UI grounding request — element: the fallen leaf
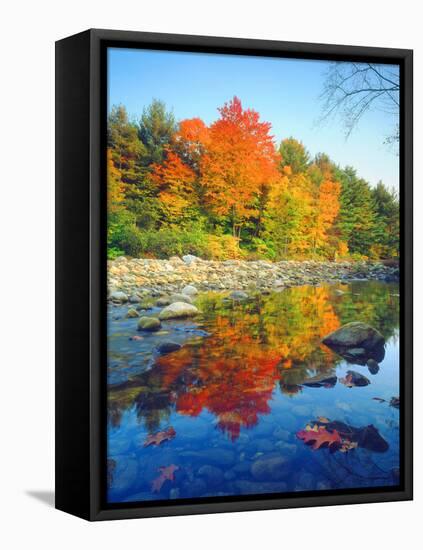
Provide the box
[143,427,176,447]
[151,464,179,493]
[389,396,400,409]
[297,426,342,450]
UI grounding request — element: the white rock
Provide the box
[159,302,199,320]
[181,284,198,296]
[182,255,200,265]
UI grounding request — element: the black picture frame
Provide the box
[55,28,413,521]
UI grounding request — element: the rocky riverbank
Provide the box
[108,255,399,297]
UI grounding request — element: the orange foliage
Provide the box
[107,148,125,212]
[143,287,341,440]
[200,97,281,235]
[150,151,196,217]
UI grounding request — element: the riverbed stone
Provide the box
[250,453,291,481]
[126,308,139,318]
[107,258,398,294]
[343,370,371,387]
[366,358,380,374]
[197,465,224,486]
[182,284,198,296]
[156,341,182,355]
[159,302,199,320]
[179,448,236,466]
[137,316,161,331]
[110,291,128,303]
[229,290,249,300]
[182,254,200,265]
[156,297,171,307]
[169,293,193,304]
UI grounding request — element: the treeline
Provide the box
[107,97,399,261]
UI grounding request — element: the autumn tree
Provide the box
[264,173,313,257]
[107,148,125,212]
[107,97,398,262]
[201,97,280,240]
[150,151,197,221]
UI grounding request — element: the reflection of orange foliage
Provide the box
[150,286,341,441]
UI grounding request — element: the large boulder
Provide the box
[159,302,199,320]
[322,322,385,351]
[137,316,161,331]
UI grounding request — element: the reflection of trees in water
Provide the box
[108,283,399,438]
[313,448,397,488]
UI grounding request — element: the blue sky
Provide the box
[108,48,399,190]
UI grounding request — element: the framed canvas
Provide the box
[55,29,413,521]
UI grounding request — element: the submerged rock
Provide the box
[179,448,236,466]
[137,316,161,331]
[302,376,337,389]
[156,341,182,355]
[366,358,380,375]
[317,419,389,453]
[250,453,291,481]
[159,302,199,320]
[126,308,139,318]
[197,465,224,486]
[341,370,371,387]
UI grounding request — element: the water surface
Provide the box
[107,281,400,503]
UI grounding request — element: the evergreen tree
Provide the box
[138,99,177,166]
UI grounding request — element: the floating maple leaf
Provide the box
[151,464,179,493]
[373,397,387,403]
[296,425,342,450]
[143,426,176,447]
[389,396,400,409]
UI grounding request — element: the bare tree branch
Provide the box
[319,62,400,148]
